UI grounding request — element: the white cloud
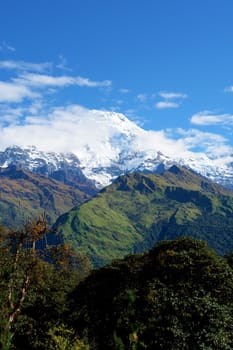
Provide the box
[0,105,24,125]
[27,101,44,115]
[0,105,140,155]
[3,42,15,52]
[155,101,179,109]
[224,86,233,93]
[136,94,147,102]
[176,128,225,145]
[0,60,111,106]
[0,42,15,52]
[56,55,71,71]
[173,128,232,157]
[155,91,188,110]
[135,129,187,156]
[0,61,112,104]
[0,104,187,164]
[0,60,52,72]
[0,58,231,165]
[191,111,233,126]
[158,91,188,99]
[119,88,130,94]
[0,104,231,167]
[0,81,39,102]
[114,99,124,105]
[14,73,112,88]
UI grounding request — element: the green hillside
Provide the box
[55,166,233,266]
[0,166,91,227]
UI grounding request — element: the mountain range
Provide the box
[0,111,233,267]
[0,110,232,190]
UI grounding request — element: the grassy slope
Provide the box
[56,166,233,266]
[0,167,91,227]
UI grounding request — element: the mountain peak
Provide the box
[168,165,183,174]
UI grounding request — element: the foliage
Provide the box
[68,237,233,349]
[0,218,91,349]
[0,217,48,348]
[46,324,90,350]
[2,208,233,348]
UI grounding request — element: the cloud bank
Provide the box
[0,59,232,166]
[0,103,231,165]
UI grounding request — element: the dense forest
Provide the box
[1,219,233,349]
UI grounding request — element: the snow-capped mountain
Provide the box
[0,109,233,190]
[0,145,80,172]
[0,145,97,194]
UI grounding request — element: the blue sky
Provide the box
[0,0,233,159]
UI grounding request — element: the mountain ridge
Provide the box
[0,145,97,194]
[55,166,233,267]
[0,144,233,191]
[0,165,93,227]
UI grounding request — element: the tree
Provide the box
[0,217,91,350]
[68,238,233,349]
[0,217,48,349]
[46,324,90,350]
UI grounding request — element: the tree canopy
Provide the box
[1,222,233,349]
[68,238,233,349]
